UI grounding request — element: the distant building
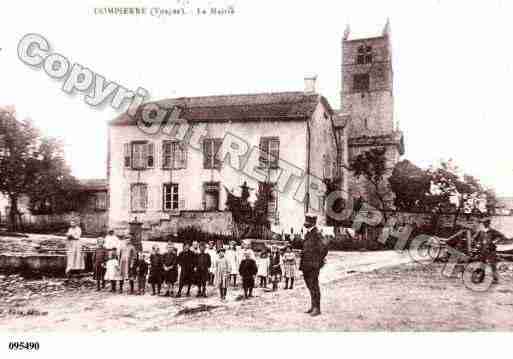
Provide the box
[0,179,108,233]
[495,197,513,216]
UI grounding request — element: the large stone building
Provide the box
[106,21,404,237]
[340,21,405,205]
[108,85,341,237]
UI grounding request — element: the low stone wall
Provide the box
[112,211,234,240]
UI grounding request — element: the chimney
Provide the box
[304,75,317,94]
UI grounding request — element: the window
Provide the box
[259,137,280,168]
[95,192,107,211]
[162,141,187,169]
[357,45,372,64]
[163,183,179,211]
[203,182,220,211]
[130,183,148,212]
[125,142,154,169]
[258,182,278,220]
[203,138,222,169]
[353,74,369,92]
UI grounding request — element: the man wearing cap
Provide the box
[473,218,505,284]
[299,213,328,316]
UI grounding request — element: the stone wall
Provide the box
[112,210,234,240]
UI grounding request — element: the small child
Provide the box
[196,242,212,297]
[93,237,109,291]
[214,248,231,300]
[134,252,148,295]
[104,250,121,292]
[149,245,163,295]
[269,246,282,291]
[282,246,296,289]
[239,252,258,299]
[256,250,270,288]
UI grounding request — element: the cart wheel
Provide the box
[462,261,493,292]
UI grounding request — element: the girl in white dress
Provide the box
[256,251,270,288]
[225,241,239,287]
[104,251,121,292]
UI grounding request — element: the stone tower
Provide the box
[341,21,404,204]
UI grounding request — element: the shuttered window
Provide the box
[163,183,179,211]
[162,141,187,169]
[203,138,222,169]
[259,137,279,168]
[126,142,154,169]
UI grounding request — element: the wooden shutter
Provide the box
[269,138,279,168]
[259,137,269,167]
[214,139,222,168]
[178,142,187,169]
[203,140,212,169]
[146,142,154,168]
[123,143,131,168]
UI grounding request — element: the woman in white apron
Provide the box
[65,220,85,275]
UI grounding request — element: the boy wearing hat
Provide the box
[176,242,197,297]
[196,242,212,297]
[93,237,108,291]
[300,213,328,317]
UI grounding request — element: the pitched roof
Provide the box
[78,179,108,191]
[110,91,333,126]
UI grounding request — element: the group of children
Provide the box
[93,235,298,300]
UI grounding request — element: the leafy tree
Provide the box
[350,147,391,219]
[389,160,431,212]
[0,108,78,231]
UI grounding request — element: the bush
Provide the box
[150,226,236,245]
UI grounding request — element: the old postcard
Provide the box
[0,0,512,356]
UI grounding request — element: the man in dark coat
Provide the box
[196,242,212,297]
[473,218,505,284]
[176,242,197,297]
[299,213,328,317]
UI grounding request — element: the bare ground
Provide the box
[1,251,512,331]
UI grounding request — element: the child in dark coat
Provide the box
[148,245,163,295]
[195,242,212,297]
[239,252,258,299]
[93,237,109,291]
[133,252,148,295]
[177,242,197,297]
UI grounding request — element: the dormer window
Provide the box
[357,45,372,64]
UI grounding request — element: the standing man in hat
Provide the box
[299,213,328,317]
[474,218,505,284]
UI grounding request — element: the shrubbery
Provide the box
[151,226,237,245]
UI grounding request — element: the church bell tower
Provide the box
[341,20,404,200]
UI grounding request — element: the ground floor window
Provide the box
[163,183,179,211]
[203,182,220,211]
[131,183,148,212]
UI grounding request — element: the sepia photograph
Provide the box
[0,0,513,356]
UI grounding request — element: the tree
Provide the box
[389,160,431,212]
[0,108,78,231]
[350,147,391,219]
[390,159,491,230]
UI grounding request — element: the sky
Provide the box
[1,0,513,196]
